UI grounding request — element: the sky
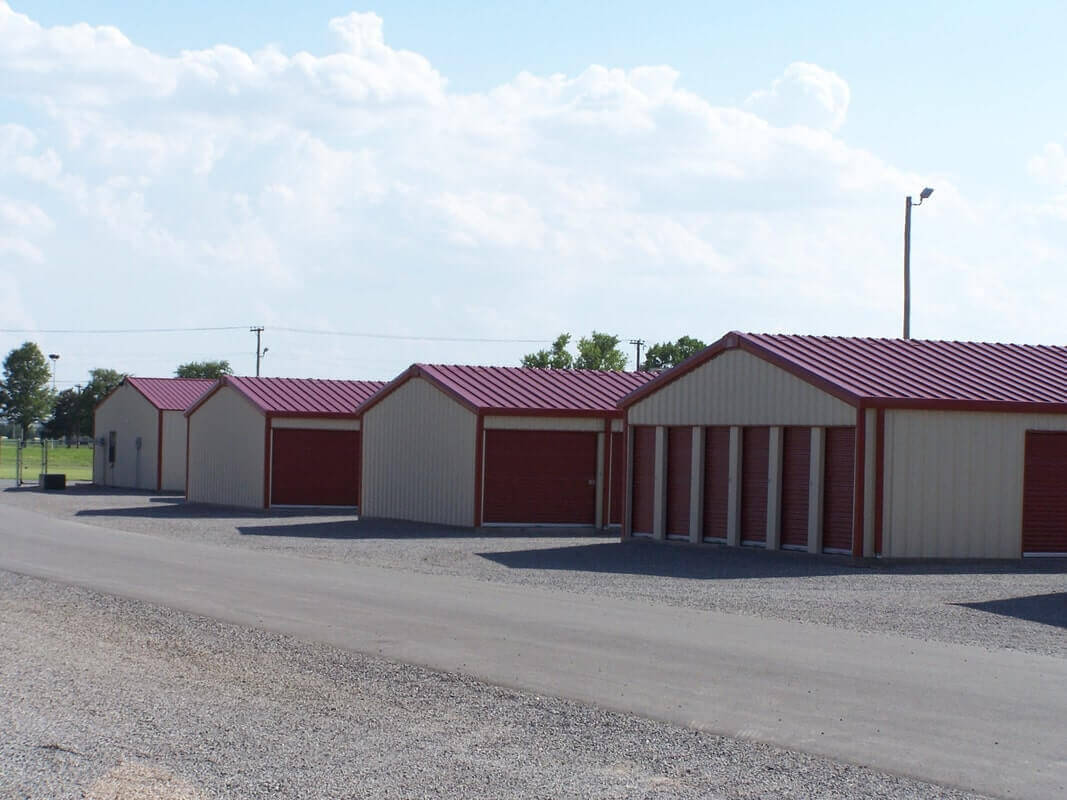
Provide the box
[2,1,1067,387]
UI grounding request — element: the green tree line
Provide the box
[0,344,236,442]
[522,332,706,371]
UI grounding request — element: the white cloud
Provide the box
[0,2,1064,383]
[1028,142,1067,186]
[744,62,851,131]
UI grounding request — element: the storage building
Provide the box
[93,377,214,491]
[185,376,384,509]
[357,365,655,527]
[619,331,1067,559]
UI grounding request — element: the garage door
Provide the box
[822,426,855,553]
[631,427,656,535]
[1022,431,1067,555]
[741,427,769,545]
[483,430,597,525]
[780,426,811,550]
[703,426,730,541]
[666,427,692,539]
[609,431,624,525]
[271,428,360,507]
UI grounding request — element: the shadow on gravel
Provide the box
[479,540,1067,579]
[478,541,859,579]
[4,484,181,499]
[238,518,615,540]
[958,592,1067,629]
[76,503,347,521]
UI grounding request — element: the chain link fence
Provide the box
[0,438,94,484]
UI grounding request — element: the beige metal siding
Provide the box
[361,377,477,526]
[92,384,159,490]
[628,349,855,426]
[187,385,265,508]
[160,410,188,492]
[883,409,1067,558]
[484,415,605,432]
[271,417,360,431]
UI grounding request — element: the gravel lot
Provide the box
[0,569,992,800]
[2,483,1065,658]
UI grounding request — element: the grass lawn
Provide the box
[0,439,94,482]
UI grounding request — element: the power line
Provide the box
[0,325,551,344]
[271,327,551,344]
[0,326,247,334]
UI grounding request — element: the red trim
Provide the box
[620,332,862,410]
[184,377,227,417]
[184,413,190,499]
[358,417,365,512]
[874,408,885,556]
[601,418,612,529]
[621,419,631,539]
[618,330,1067,417]
[263,416,272,509]
[476,408,623,420]
[862,397,1067,414]
[851,409,867,558]
[156,410,163,491]
[355,364,632,420]
[473,414,485,526]
[358,365,479,417]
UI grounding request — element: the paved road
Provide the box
[0,503,1063,800]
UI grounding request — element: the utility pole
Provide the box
[903,187,934,340]
[629,339,645,371]
[251,326,265,377]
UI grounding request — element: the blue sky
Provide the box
[2,2,1067,385]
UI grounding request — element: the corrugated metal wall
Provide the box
[92,384,159,490]
[361,377,477,526]
[161,410,188,492]
[628,349,856,426]
[883,409,1067,558]
[187,385,265,508]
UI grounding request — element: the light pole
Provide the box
[903,187,934,339]
[48,353,59,390]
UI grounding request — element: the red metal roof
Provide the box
[620,331,1067,411]
[126,377,214,411]
[360,364,656,417]
[202,376,386,417]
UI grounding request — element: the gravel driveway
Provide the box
[2,483,1064,658]
[0,570,991,800]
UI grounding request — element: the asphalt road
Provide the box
[0,502,1063,800]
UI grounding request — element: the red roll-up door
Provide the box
[483,430,597,525]
[822,426,855,553]
[271,428,360,506]
[703,426,730,540]
[1022,431,1067,555]
[741,427,769,545]
[609,431,625,525]
[781,426,811,549]
[631,427,656,535]
[666,427,692,538]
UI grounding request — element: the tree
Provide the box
[43,388,82,441]
[176,360,232,379]
[642,335,708,370]
[0,342,54,438]
[574,331,628,370]
[522,334,574,369]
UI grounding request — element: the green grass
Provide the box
[0,439,94,482]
